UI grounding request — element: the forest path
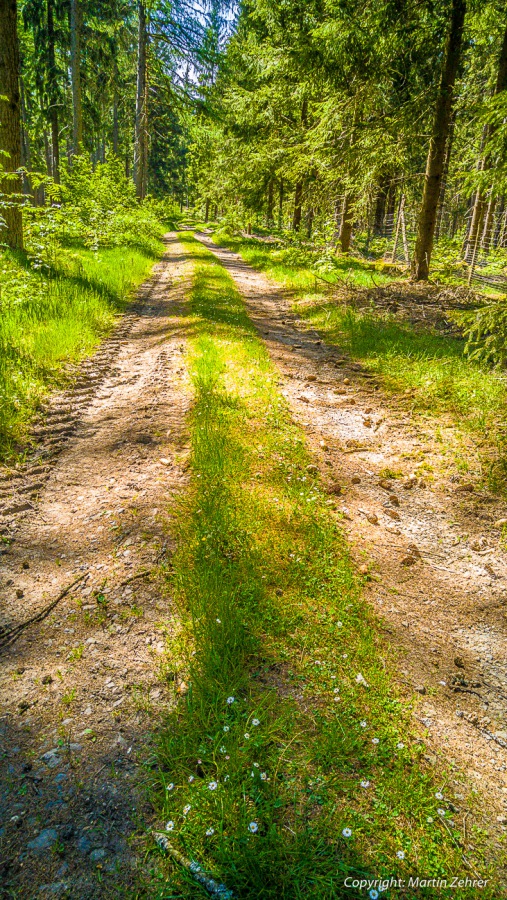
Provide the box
[196,231,507,836]
[0,234,192,898]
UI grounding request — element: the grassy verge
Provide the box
[151,233,501,898]
[0,239,164,458]
[207,229,507,489]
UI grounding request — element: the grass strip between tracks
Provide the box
[151,232,500,899]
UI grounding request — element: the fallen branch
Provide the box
[120,570,152,587]
[0,574,86,651]
[153,832,233,898]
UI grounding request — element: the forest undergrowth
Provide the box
[0,160,173,459]
[205,227,507,493]
[150,234,500,899]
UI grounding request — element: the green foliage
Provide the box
[151,235,501,897]
[460,300,507,367]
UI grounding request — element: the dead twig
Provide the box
[0,574,86,652]
[119,570,152,587]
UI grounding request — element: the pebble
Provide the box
[415,685,426,695]
[27,828,58,853]
[454,656,465,669]
[90,848,106,863]
[351,476,361,484]
[401,554,416,566]
[366,513,378,525]
[386,509,400,521]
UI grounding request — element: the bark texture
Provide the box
[134,1,148,200]
[412,0,466,280]
[70,0,83,154]
[0,0,23,248]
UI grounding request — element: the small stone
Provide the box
[401,554,416,566]
[415,685,426,695]
[22,561,30,570]
[307,375,317,382]
[351,475,361,484]
[16,589,24,599]
[363,417,372,428]
[27,828,58,853]
[159,458,171,466]
[328,483,342,495]
[306,464,318,474]
[386,509,400,521]
[388,494,399,507]
[16,667,25,675]
[497,815,507,825]
[41,675,53,685]
[359,564,369,576]
[343,378,350,385]
[454,656,465,669]
[366,513,378,525]
[90,848,106,863]
[379,479,392,490]
[406,543,421,558]
[77,835,92,854]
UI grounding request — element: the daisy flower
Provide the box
[372,738,379,745]
[252,718,260,726]
[166,783,174,792]
[397,742,404,749]
[248,822,258,833]
[427,816,434,823]
[220,746,226,753]
[208,781,218,791]
[166,821,174,831]
[227,696,235,705]
[360,721,367,728]
[260,772,267,781]
[435,792,443,800]
[342,827,352,838]
[216,618,221,624]
[437,808,445,816]
[397,850,405,859]
[188,775,195,783]
[223,725,230,732]
[183,805,191,816]
[360,780,370,788]
[244,733,250,740]
[370,891,379,899]
[206,828,215,837]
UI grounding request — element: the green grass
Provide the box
[150,234,501,898]
[0,240,164,458]
[209,230,507,489]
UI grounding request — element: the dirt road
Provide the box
[0,234,191,898]
[196,232,507,841]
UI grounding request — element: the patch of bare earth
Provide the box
[197,232,507,857]
[0,234,192,899]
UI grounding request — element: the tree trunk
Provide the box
[435,115,455,241]
[0,0,23,249]
[47,0,60,182]
[465,23,507,260]
[339,194,353,252]
[20,74,32,198]
[385,179,397,234]
[278,178,284,229]
[306,206,314,239]
[494,196,505,247]
[412,0,465,280]
[70,0,83,154]
[205,198,210,222]
[266,179,274,225]
[134,1,148,200]
[374,174,389,235]
[292,181,303,230]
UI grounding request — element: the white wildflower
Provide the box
[248,822,258,833]
[166,820,174,831]
[342,827,352,838]
[208,781,218,791]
